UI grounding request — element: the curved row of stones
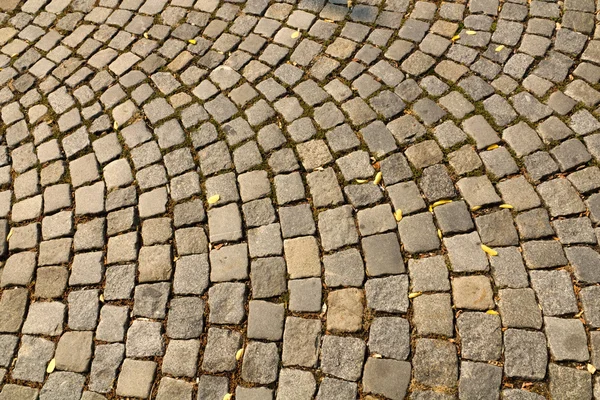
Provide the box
[0,0,600,399]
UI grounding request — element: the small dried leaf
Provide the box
[207,194,220,204]
[223,394,232,400]
[373,171,382,185]
[471,205,482,211]
[6,229,13,241]
[588,363,597,374]
[143,32,149,39]
[495,45,505,52]
[394,209,403,222]
[451,35,460,41]
[291,30,300,39]
[347,0,353,7]
[437,229,442,239]
[355,179,368,183]
[486,310,499,315]
[432,199,452,208]
[188,39,197,44]
[235,348,244,360]
[499,204,514,209]
[575,310,584,318]
[466,30,476,35]
[487,144,499,150]
[47,358,56,373]
[99,294,105,303]
[481,244,498,256]
[113,121,119,131]
[372,353,382,358]
[408,292,422,299]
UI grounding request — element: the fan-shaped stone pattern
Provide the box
[0,0,598,398]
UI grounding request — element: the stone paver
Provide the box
[0,0,595,396]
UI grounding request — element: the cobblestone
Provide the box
[0,0,595,396]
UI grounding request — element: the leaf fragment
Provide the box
[207,194,220,205]
[223,394,232,400]
[47,358,56,373]
[499,204,514,209]
[437,229,442,239]
[355,179,368,183]
[113,120,119,131]
[408,292,422,299]
[466,30,476,35]
[432,199,452,208]
[6,228,13,241]
[495,45,505,52]
[235,348,244,360]
[481,244,498,256]
[372,353,382,358]
[373,171,382,185]
[451,35,460,41]
[394,209,403,222]
[471,205,482,211]
[143,32,149,39]
[188,39,197,44]
[99,294,105,303]
[291,30,300,39]
[487,144,499,150]
[588,363,597,374]
[486,310,499,315]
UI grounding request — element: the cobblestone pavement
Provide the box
[2,0,600,399]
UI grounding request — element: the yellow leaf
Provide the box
[188,39,197,44]
[428,205,433,213]
[47,358,56,373]
[466,30,476,35]
[487,144,499,150]
[495,45,504,52]
[588,364,597,374]
[481,244,498,256]
[408,292,422,299]
[372,353,382,358]
[99,294,104,303]
[235,348,244,360]
[355,179,368,183]
[291,30,300,39]
[223,394,232,400]
[347,0,353,7]
[394,209,403,222]
[499,204,514,209]
[143,32,149,39]
[451,35,460,41]
[471,205,482,211]
[575,310,584,318]
[373,171,382,185]
[113,121,119,131]
[207,194,220,204]
[437,229,442,239]
[486,310,499,315]
[432,199,452,208]
[6,228,13,241]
